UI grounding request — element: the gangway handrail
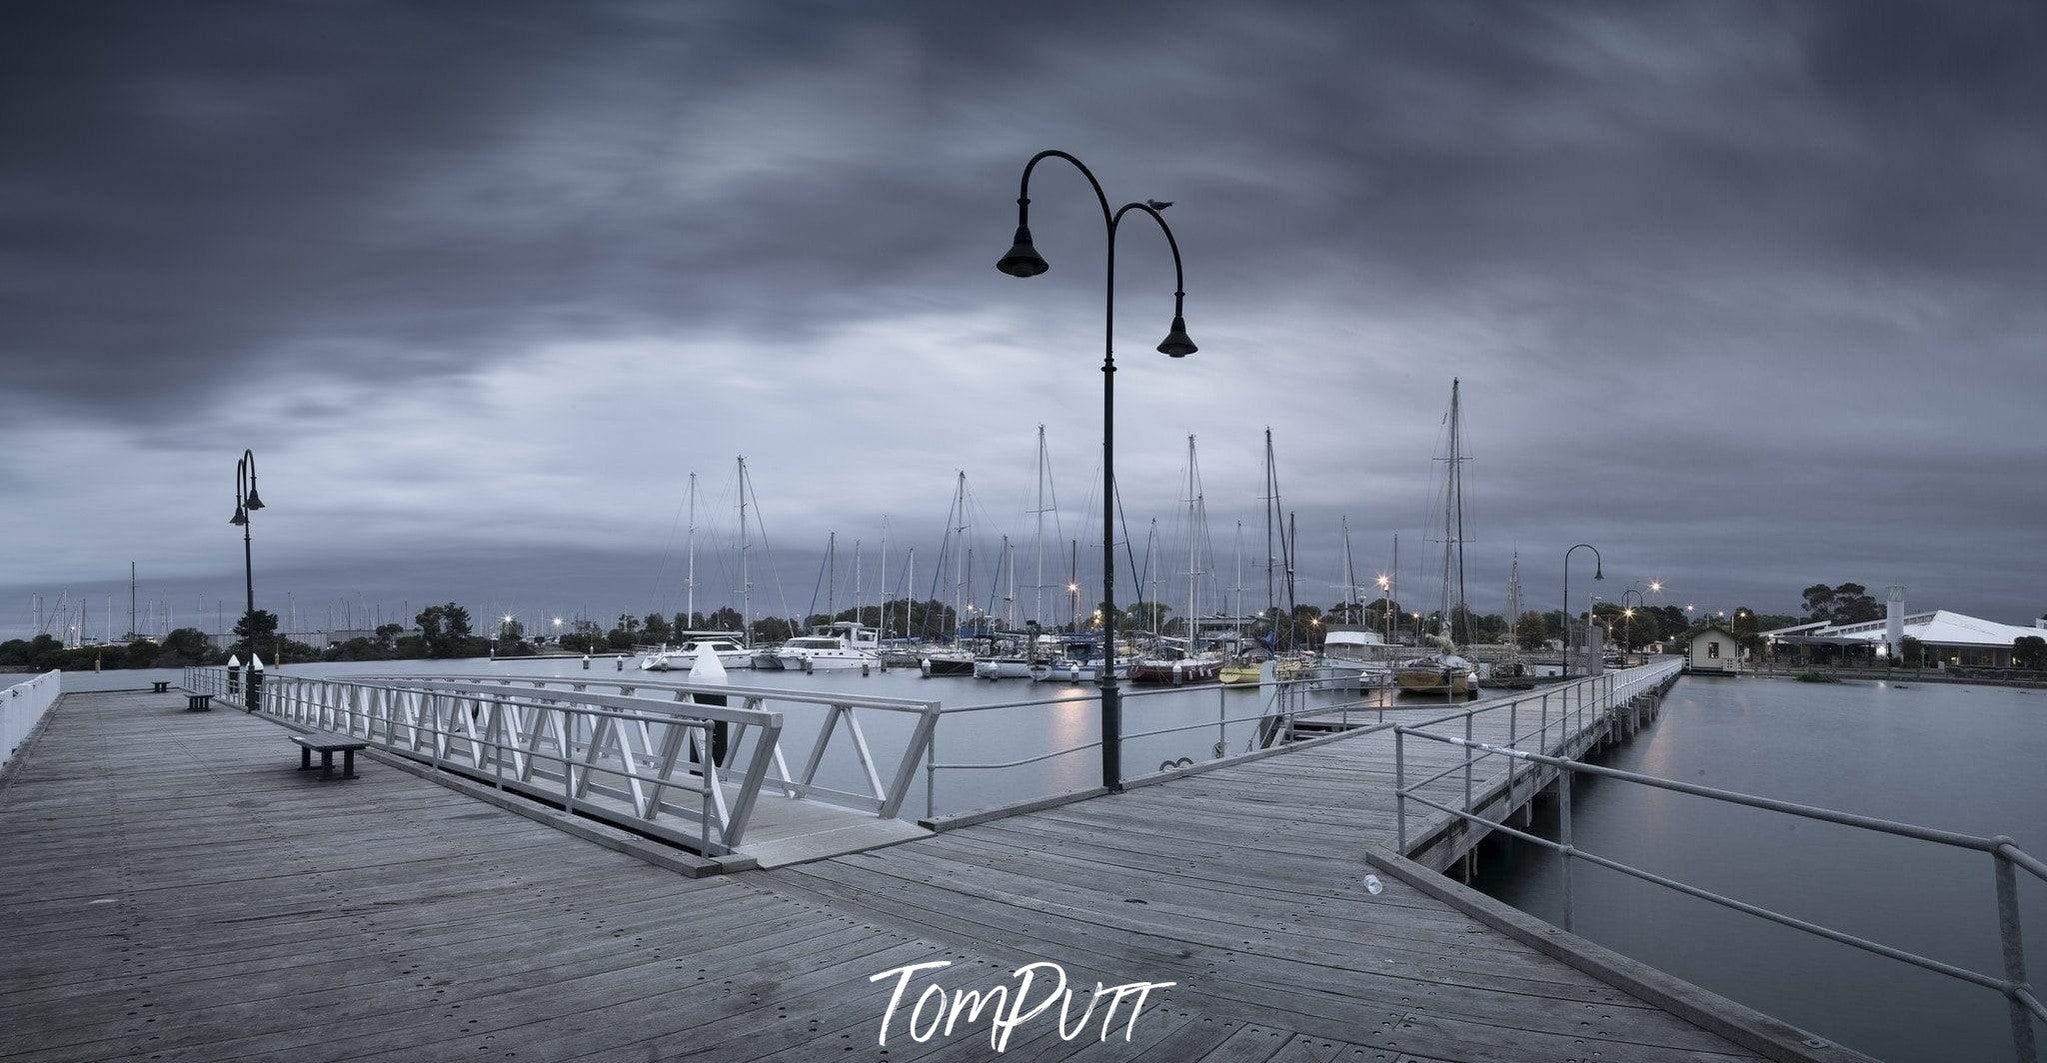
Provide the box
[388,673,940,819]
[1391,691,2045,1062]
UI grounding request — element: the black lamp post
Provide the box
[1561,543,1602,678]
[230,450,266,660]
[998,149,1196,793]
[1620,586,1647,660]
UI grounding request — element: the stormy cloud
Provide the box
[3,0,2043,637]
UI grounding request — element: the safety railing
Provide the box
[375,674,940,820]
[1388,658,1684,846]
[922,670,1443,819]
[1393,715,2045,1062]
[180,666,940,852]
[2,670,63,771]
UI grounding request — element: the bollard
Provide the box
[246,656,265,713]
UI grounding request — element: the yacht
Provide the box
[1394,652,1477,696]
[774,622,882,672]
[920,647,977,676]
[639,633,753,671]
[1129,641,1223,685]
[1319,626,1398,689]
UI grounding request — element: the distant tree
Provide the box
[2015,636,2046,670]
[1802,582,1881,624]
[1513,612,1549,650]
[160,627,214,665]
[232,610,279,659]
[415,603,476,658]
[1899,635,1923,668]
[641,613,671,644]
[750,616,796,644]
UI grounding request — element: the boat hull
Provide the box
[921,656,976,676]
[1129,658,1224,685]
[1219,664,1262,687]
[972,658,1034,680]
[1394,668,1475,695]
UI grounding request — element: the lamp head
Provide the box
[230,505,248,527]
[1156,315,1197,357]
[1593,562,1604,580]
[995,226,1048,278]
[242,483,265,511]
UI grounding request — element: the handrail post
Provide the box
[1994,844,2038,1062]
[1462,710,1475,813]
[1539,693,1549,757]
[925,718,939,821]
[1507,698,1519,799]
[1558,765,1575,933]
[1394,727,1407,852]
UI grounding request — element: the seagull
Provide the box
[1146,199,1173,211]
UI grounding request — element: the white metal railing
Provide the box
[379,675,941,820]
[1392,699,2045,1063]
[924,671,1454,819]
[2,670,63,771]
[1391,657,1684,850]
[179,667,940,853]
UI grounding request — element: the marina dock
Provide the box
[0,663,1864,1063]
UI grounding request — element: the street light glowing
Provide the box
[1648,580,1663,593]
[1375,574,1390,591]
[1067,583,1079,593]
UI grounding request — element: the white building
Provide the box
[1685,623,1741,675]
[1763,591,2047,669]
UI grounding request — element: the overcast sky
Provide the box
[4,1,2043,640]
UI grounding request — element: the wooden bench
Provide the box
[291,732,369,780]
[185,693,212,712]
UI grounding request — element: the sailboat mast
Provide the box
[1185,435,1198,649]
[1342,516,1355,621]
[1003,536,1016,629]
[825,531,836,623]
[852,539,862,624]
[684,472,697,624]
[1233,520,1244,647]
[953,471,966,642]
[1032,425,1047,626]
[1451,378,1468,644]
[737,456,751,647]
[879,517,889,637]
[1263,428,1276,615]
[1286,511,1297,621]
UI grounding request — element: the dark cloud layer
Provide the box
[4,0,2043,637]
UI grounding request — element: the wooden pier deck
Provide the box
[0,684,1851,1062]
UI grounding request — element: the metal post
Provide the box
[925,720,938,821]
[1558,765,1575,933]
[1993,845,2037,1062]
[1203,692,1220,766]
[1540,693,1549,757]
[1463,710,1475,813]
[1507,698,1519,799]
[1394,728,1407,852]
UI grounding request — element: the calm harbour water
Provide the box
[1473,675,2047,1063]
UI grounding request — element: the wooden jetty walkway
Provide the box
[0,672,1864,1063]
